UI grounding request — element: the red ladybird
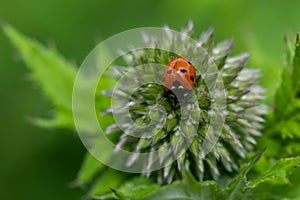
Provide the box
[163,57,196,91]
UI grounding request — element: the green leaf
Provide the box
[284,141,300,157]
[138,180,197,200]
[76,153,104,186]
[137,171,226,200]
[182,170,223,200]
[32,107,75,129]
[281,118,300,139]
[292,33,300,94]
[269,33,300,139]
[251,157,300,187]
[248,163,300,200]
[90,169,129,197]
[4,24,76,129]
[273,62,294,120]
[225,149,265,200]
[110,188,130,200]
[99,177,159,200]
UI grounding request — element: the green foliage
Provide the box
[76,154,105,186]
[273,33,300,123]
[93,151,300,200]
[251,156,300,187]
[3,25,76,129]
[292,34,300,93]
[4,25,300,200]
[259,33,300,160]
[89,168,129,197]
[96,177,159,200]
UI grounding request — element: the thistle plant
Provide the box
[103,21,266,184]
[5,21,300,200]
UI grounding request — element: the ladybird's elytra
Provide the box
[163,57,196,91]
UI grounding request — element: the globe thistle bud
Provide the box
[103,21,266,184]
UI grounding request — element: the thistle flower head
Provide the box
[103,21,266,184]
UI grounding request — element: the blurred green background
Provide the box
[1,0,300,199]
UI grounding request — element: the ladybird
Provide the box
[163,57,196,91]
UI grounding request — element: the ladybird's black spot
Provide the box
[190,76,194,82]
[180,69,187,73]
[167,69,172,74]
[188,61,192,65]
